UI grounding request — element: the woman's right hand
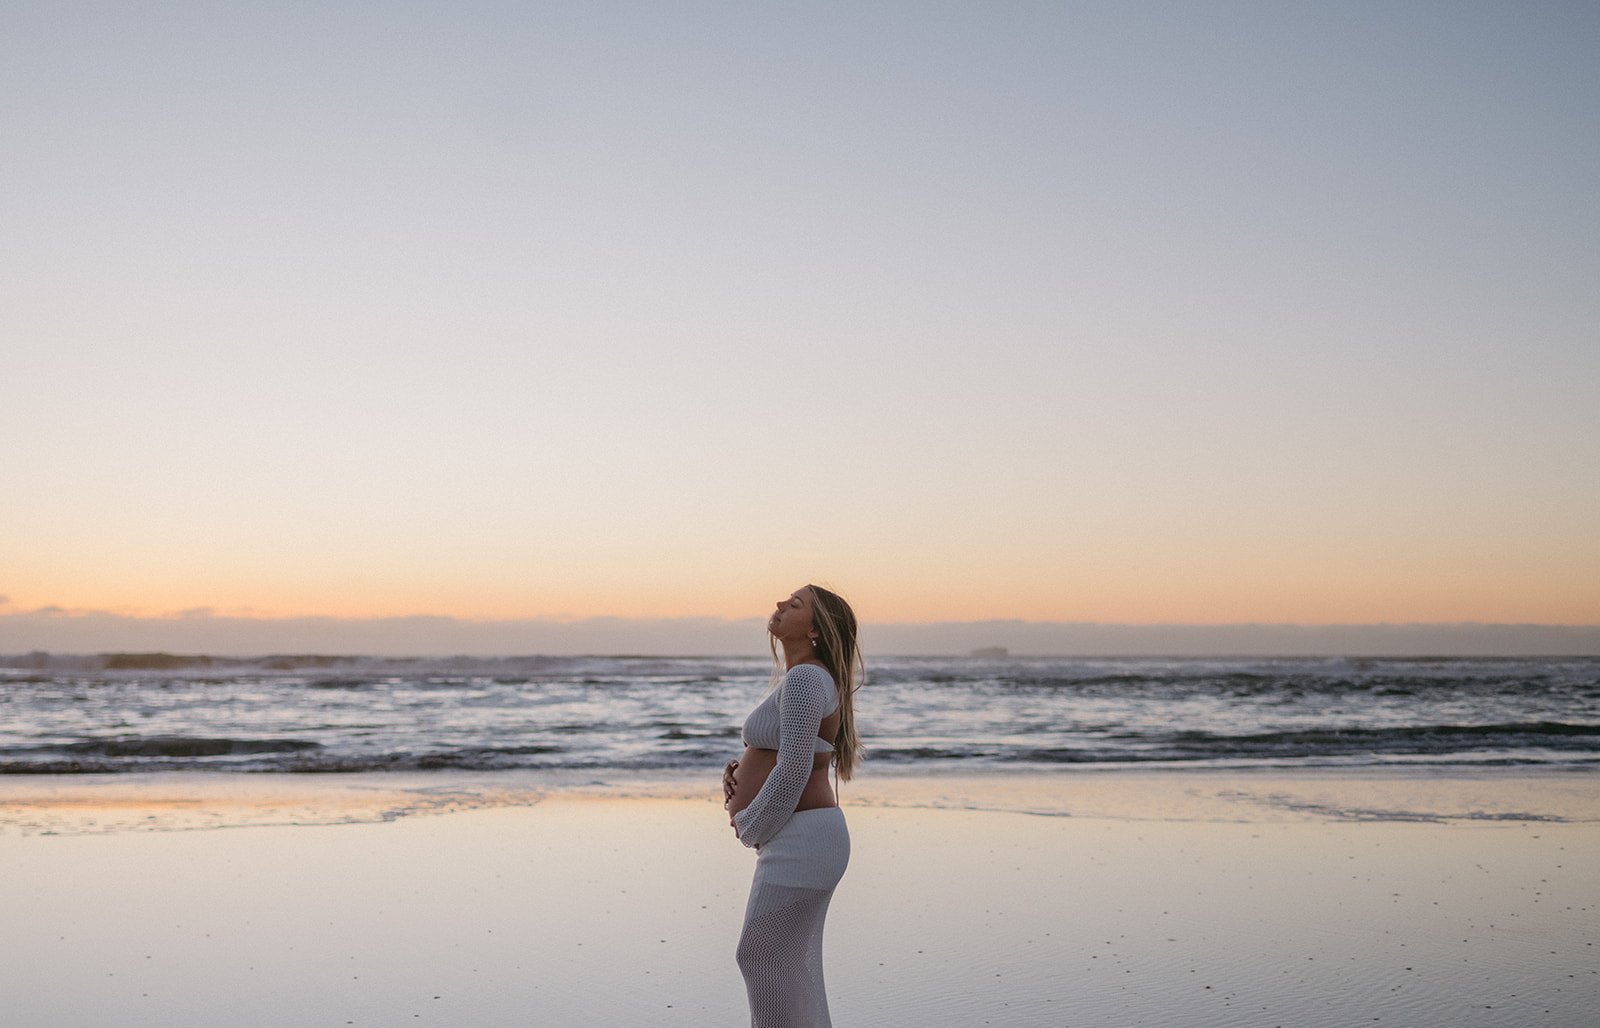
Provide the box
[722,759,739,809]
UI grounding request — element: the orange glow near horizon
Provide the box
[6,552,1597,626]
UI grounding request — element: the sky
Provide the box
[3,2,1598,652]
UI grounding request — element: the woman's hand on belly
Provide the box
[722,759,739,810]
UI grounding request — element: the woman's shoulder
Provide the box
[783,661,835,685]
[782,661,837,704]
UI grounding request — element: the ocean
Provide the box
[3,654,1597,776]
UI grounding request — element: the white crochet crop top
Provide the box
[741,663,839,754]
[732,663,839,848]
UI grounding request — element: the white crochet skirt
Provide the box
[736,807,850,1027]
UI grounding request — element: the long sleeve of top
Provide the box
[733,663,837,849]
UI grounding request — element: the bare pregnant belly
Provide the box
[728,746,834,820]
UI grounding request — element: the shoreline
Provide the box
[3,764,1597,837]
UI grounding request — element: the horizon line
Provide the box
[8,652,1600,667]
[3,609,1597,658]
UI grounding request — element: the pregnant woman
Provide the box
[723,584,863,1028]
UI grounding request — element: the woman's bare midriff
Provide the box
[728,746,834,820]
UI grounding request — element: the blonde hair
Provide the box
[770,583,864,782]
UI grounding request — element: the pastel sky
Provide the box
[4,1,1597,636]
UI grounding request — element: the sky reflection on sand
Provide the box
[3,767,1597,837]
[2,782,1596,1026]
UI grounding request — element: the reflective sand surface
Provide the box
[2,771,1596,1026]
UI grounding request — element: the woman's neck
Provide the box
[780,639,816,669]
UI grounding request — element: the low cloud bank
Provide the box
[2,609,1597,657]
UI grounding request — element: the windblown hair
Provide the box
[770,583,865,782]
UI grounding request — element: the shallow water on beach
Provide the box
[4,766,1598,838]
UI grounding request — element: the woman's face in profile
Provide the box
[768,588,815,643]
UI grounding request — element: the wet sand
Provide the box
[2,770,1596,1026]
